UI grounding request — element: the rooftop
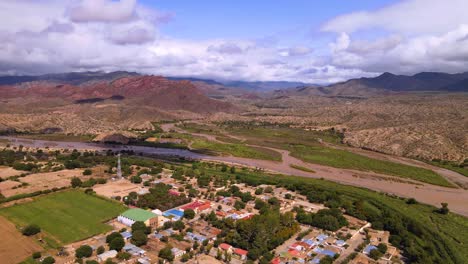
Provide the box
[121,208,157,222]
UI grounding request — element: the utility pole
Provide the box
[117,153,122,179]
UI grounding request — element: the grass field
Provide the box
[15,133,95,142]
[191,139,282,161]
[220,126,453,187]
[0,190,126,244]
[289,144,454,187]
[427,160,468,177]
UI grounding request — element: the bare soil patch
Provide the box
[0,166,26,179]
[0,180,22,195]
[0,216,42,264]
[93,179,140,198]
[1,169,83,197]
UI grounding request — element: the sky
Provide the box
[1,0,468,83]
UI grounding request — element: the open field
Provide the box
[15,133,95,142]
[0,180,22,194]
[289,164,316,173]
[0,216,42,264]
[288,144,454,187]
[191,138,282,161]
[0,169,84,198]
[212,126,454,187]
[93,179,141,198]
[0,166,27,179]
[0,190,126,244]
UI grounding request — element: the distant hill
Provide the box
[282,71,468,98]
[0,71,140,85]
[222,80,313,91]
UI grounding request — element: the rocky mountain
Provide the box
[0,75,237,134]
[283,71,468,98]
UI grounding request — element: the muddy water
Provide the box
[1,135,468,217]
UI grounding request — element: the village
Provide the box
[48,159,402,264]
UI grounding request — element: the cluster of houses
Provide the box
[274,232,346,264]
[219,243,249,261]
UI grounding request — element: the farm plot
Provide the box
[0,169,83,198]
[0,216,42,264]
[0,166,26,179]
[93,179,141,198]
[0,190,126,244]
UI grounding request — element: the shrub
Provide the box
[83,169,93,176]
[117,251,132,260]
[109,237,125,251]
[42,256,55,264]
[32,252,41,259]
[22,224,41,236]
[131,230,148,246]
[75,245,93,258]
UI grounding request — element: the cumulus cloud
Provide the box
[69,0,137,23]
[1,0,468,84]
[207,43,244,54]
[322,0,468,35]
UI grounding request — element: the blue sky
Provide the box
[1,0,468,83]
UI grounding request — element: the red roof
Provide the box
[219,243,232,250]
[181,200,211,210]
[271,257,281,264]
[233,248,248,256]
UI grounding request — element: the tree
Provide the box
[71,177,82,188]
[117,252,131,260]
[234,200,246,210]
[132,230,148,246]
[158,246,174,261]
[319,256,334,264]
[83,169,92,176]
[96,246,105,255]
[438,203,449,214]
[173,220,185,231]
[130,175,142,184]
[109,237,125,251]
[369,249,383,260]
[255,188,263,195]
[377,243,388,254]
[131,221,148,233]
[106,232,122,244]
[184,209,195,219]
[22,224,41,236]
[42,256,56,264]
[75,245,93,258]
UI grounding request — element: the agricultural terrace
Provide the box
[0,190,126,244]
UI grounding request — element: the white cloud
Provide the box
[69,0,137,23]
[322,0,468,35]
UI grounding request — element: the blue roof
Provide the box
[316,234,328,241]
[154,233,164,239]
[321,250,336,257]
[311,257,321,264]
[363,245,378,255]
[163,209,184,217]
[336,240,346,246]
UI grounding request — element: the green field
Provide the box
[289,164,316,173]
[219,126,453,187]
[191,139,282,161]
[0,191,126,244]
[289,144,454,187]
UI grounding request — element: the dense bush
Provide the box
[22,224,41,236]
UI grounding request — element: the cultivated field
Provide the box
[0,190,126,244]
[93,179,141,198]
[0,166,26,179]
[0,216,42,264]
[0,169,84,198]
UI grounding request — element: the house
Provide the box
[233,248,248,260]
[171,248,185,258]
[121,231,132,241]
[335,240,346,247]
[123,244,146,256]
[181,200,212,214]
[169,189,181,196]
[97,250,117,262]
[368,230,390,245]
[163,208,184,221]
[185,232,207,242]
[363,245,378,255]
[117,208,158,227]
[219,243,233,253]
